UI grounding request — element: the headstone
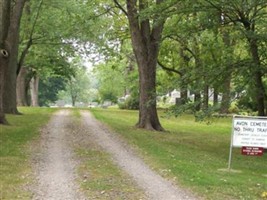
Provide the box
[169,89,180,104]
[102,100,112,108]
[88,102,98,108]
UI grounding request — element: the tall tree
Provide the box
[0,0,10,124]
[30,74,39,107]
[94,59,127,103]
[15,0,112,109]
[114,0,166,131]
[205,0,267,115]
[16,66,30,106]
[38,77,66,107]
[58,58,91,107]
[3,0,27,114]
[219,17,234,114]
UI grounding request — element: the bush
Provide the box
[118,96,139,110]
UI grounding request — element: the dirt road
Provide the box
[32,110,85,200]
[31,109,197,200]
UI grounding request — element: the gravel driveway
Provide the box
[80,111,198,200]
[31,109,198,200]
[32,110,86,200]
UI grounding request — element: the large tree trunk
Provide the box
[249,40,265,116]
[242,19,266,116]
[203,85,209,111]
[0,50,8,124]
[0,0,11,124]
[3,64,18,113]
[69,79,77,107]
[192,39,202,112]
[3,0,26,114]
[71,96,76,107]
[30,76,39,107]
[0,52,7,123]
[137,57,163,130]
[126,0,165,131]
[220,75,231,114]
[16,66,29,106]
[194,92,201,111]
[179,47,189,104]
[213,88,218,107]
[219,18,232,114]
[180,84,188,104]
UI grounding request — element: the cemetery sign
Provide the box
[232,116,267,148]
[241,146,264,156]
[228,115,267,170]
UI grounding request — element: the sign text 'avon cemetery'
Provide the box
[233,116,267,148]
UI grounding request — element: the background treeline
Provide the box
[0,0,267,125]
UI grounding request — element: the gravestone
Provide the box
[169,89,180,104]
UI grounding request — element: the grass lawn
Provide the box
[0,107,56,199]
[90,108,267,200]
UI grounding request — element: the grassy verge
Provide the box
[0,107,56,199]
[90,108,267,200]
[71,110,146,200]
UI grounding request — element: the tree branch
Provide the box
[157,59,182,76]
[113,0,128,16]
[33,41,74,45]
[29,0,43,42]
[163,35,197,59]
[17,0,44,75]
[151,0,165,42]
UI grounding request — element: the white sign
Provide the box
[232,116,267,148]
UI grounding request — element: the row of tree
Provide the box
[93,0,267,130]
[0,0,108,124]
[1,0,267,132]
[0,0,27,124]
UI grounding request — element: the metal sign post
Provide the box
[228,116,235,171]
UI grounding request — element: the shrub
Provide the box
[118,96,139,110]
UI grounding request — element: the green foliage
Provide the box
[154,0,267,117]
[16,0,267,117]
[93,58,129,103]
[156,68,179,95]
[118,96,139,110]
[18,0,115,104]
[236,93,257,112]
[58,58,91,105]
[166,103,195,117]
[39,77,66,106]
[166,101,221,124]
[99,91,118,103]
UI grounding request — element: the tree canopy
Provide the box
[1,0,267,128]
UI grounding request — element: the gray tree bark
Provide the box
[30,75,39,107]
[3,0,27,114]
[0,0,11,124]
[16,66,29,106]
[220,75,231,114]
[126,0,165,131]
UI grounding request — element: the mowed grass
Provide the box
[90,108,267,200]
[0,107,56,199]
